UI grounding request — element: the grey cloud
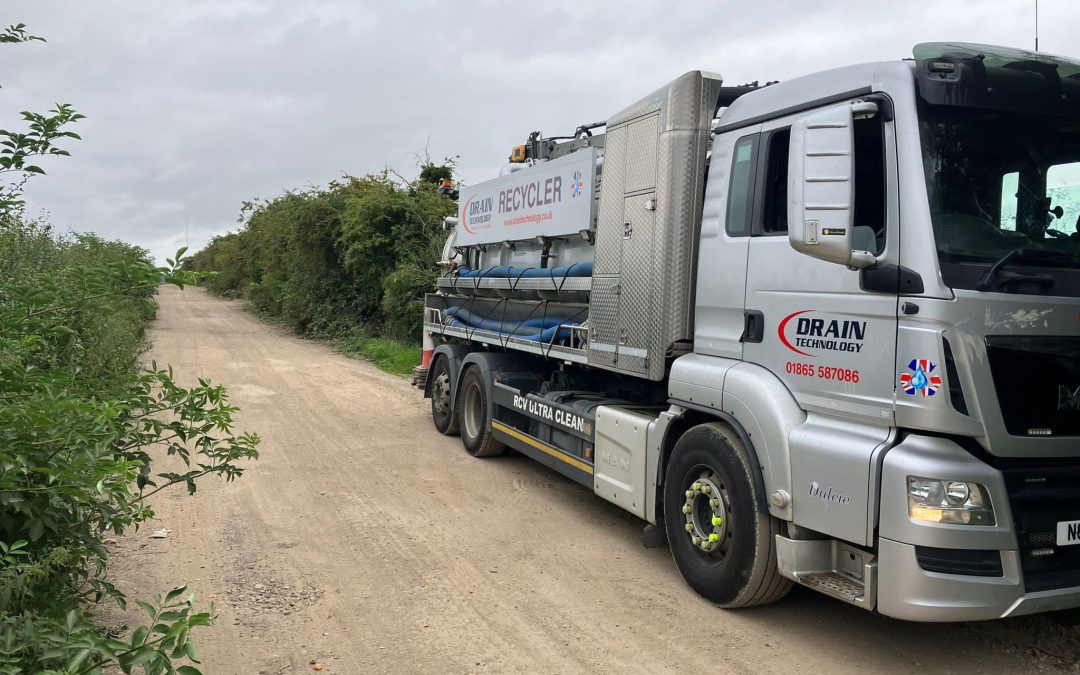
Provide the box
[3,0,1070,263]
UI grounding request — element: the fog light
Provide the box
[908,476,995,526]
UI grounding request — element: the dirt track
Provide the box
[108,286,1080,674]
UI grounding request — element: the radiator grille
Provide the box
[999,460,1080,592]
[985,336,1080,437]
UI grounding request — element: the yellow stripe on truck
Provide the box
[491,420,594,475]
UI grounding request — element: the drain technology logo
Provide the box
[459,194,492,235]
[899,359,941,397]
[778,310,867,358]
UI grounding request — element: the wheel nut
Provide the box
[685,523,694,532]
[709,533,720,542]
[711,515,723,526]
[692,482,702,491]
[702,485,712,494]
[692,535,701,545]
[682,505,691,514]
[700,541,711,551]
[685,490,694,498]
[710,499,720,508]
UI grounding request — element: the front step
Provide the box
[797,571,865,602]
[775,535,878,610]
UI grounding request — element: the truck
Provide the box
[419,42,1080,621]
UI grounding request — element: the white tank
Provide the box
[455,150,602,272]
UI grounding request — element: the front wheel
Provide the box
[662,423,791,608]
[457,366,505,457]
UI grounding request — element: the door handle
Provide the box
[740,310,764,343]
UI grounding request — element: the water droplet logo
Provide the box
[911,368,927,389]
[899,358,941,397]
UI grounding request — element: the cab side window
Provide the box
[761,129,789,233]
[726,135,758,237]
[852,116,887,254]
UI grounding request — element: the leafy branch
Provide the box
[2,22,82,217]
[0,23,44,44]
[1,585,214,675]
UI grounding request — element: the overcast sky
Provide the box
[4,1,1076,263]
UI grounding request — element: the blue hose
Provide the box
[443,306,578,342]
[455,261,593,279]
[446,318,571,343]
[445,306,570,332]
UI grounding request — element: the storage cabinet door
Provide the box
[593,126,627,275]
[617,192,656,373]
[588,276,620,367]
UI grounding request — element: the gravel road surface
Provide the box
[107,286,1080,674]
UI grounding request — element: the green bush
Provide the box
[186,169,454,357]
[0,220,260,674]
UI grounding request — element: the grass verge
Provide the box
[302,321,418,378]
[341,335,420,376]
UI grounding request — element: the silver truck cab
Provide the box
[689,43,1080,620]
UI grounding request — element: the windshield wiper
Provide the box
[976,248,1080,291]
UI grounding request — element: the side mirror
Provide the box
[788,101,877,269]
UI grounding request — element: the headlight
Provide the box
[907,476,995,525]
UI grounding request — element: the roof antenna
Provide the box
[1034,0,1039,51]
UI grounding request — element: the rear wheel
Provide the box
[429,356,458,436]
[457,366,505,457]
[662,423,791,607]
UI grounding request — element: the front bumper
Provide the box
[876,434,1080,621]
[877,538,1080,621]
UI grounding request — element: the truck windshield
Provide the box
[918,103,1080,293]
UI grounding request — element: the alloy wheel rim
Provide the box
[680,470,731,557]
[432,371,451,417]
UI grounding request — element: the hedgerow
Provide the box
[0,221,260,674]
[186,170,456,345]
[1,22,259,674]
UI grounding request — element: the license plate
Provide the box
[1057,520,1080,546]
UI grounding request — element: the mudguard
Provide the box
[667,354,807,521]
[423,344,476,406]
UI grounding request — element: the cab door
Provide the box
[693,126,762,361]
[741,101,900,426]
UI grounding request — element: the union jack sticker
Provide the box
[569,170,584,198]
[899,358,942,397]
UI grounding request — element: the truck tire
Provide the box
[429,355,458,436]
[457,366,505,457]
[662,423,791,608]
